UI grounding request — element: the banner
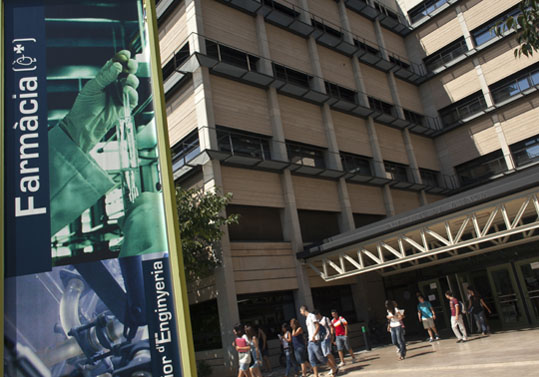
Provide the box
[3,1,184,375]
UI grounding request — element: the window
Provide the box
[369,97,394,116]
[420,168,440,187]
[403,109,425,125]
[227,205,284,241]
[439,91,487,127]
[171,130,200,168]
[408,0,449,24]
[389,55,411,70]
[384,161,409,182]
[238,291,296,338]
[341,153,372,176]
[354,39,381,56]
[274,63,311,88]
[206,40,259,71]
[156,0,183,25]
[217,127,271,160]
[162,42,190,81]
[455,150,508,186]
[374,2,400,22]
[471,6,521,47]
[423,37,468,72]
[287,142,326,168]
[510,135,539,167]
[298,210,340,243]
[490,64,539,104]
[325,82,357,103]
[312,19,343,39]
[190,300,222,351]
[353,213,385,229]
[312,285,358,323]
[263,0,299,18]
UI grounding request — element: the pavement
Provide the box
[288,328,539,377]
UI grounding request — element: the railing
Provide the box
[440,94,488,127]
[171,132,201,170]
[216,128,272,160]
[408,0,450,24]
[491,68,539,104]
[424,38,468,72]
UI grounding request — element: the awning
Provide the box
[300,165,539,280]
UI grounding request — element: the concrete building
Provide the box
[156,0,539,374]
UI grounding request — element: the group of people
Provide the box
[386,286,492,361]
[233,308,356,377]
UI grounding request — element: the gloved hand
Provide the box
[60,50,139,152]
[119,192,168,258]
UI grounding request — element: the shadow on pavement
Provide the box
[405,350,436,359]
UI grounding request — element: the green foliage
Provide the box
[492,0,539,58]
[176,187,239,281]
[196,360,213,377]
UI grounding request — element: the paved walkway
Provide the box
[327,328,539,377]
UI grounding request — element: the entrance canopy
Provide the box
[300,165,539,281]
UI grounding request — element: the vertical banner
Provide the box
[3,1,187,376]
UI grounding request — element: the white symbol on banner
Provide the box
[13,55,36,67]
[14,44,25,54]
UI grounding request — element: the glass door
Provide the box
[515,258,539,325]
[418,279,449,329]
[487,264,528,328]
[461,269,502,331]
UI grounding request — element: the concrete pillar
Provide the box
[382,184,396,216]
[365,118,386,177]
[253,11,314,315]
[491,114,516,171]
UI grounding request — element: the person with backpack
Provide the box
[467,287,492,335]
[233,324,253,377]
[330,309,357,367]
[314,311,337,371]
[445,291,468,343]
[299,305,339,377]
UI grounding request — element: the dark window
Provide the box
[455,150,508,186]
[369,97,394,115]
[408,0,449,24]
[341,153,372,176]
[420,168,440,187]
[312,19,343,39]
[157,0,183,25]
[274,64,311,88]
[287,142,326,168]
[389,55,411,70]
[403,109,425,125]
[190,300,222,351]
[206,40,259,71]
[325,82,357,104]
[238,291,296,339]
[510,135,539,167]
[298,210,340,243]
[471,6,521,47]
[423,37,468,72]
[262,0,299,18]
[162,42,190,81]
[439,91,488,127]
[217,127,271,160]
[171,130,200,169]
[354,39,381,56]
[227,205,284,242]
[374,2,400,22]
[312,285,358,323]
[490,64,539,104]
[353,213,386,229]
[384,161,409,182]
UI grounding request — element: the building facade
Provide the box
[156,0,539,374]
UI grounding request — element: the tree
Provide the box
[493,0,539,58]
[176,187,239,281]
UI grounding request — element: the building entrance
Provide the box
[515,258,539,325]
[417,279,450,330]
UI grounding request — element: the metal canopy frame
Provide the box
[304,188,539,281]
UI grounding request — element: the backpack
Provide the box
[318,318,328,339]
[458,301,467,314]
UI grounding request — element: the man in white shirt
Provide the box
[300,305,338,377]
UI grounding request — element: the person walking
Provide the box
[330,309,356,367]
[279,323,301,377]
[467,287,492,335]
[417,295,441,342]
[386,300,406,360]
[299,305,338,377]
[245,325,264,377]
[314,311,338,371]
[290,318,311,377]
[445,291,468,343]
[234,324,253,377]
[257,326,273,374]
